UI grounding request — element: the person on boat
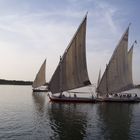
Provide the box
[59,93,62,98]
[127,94,130,98]
[74,93,77,98]
[135,94,137,97]
[114,93,118,97]
[106,94,109,97]
[123,94,126,98]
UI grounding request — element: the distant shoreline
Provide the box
[0,79,32,85]
[0,79,139,88]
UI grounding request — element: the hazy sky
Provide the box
[0,0,140,84]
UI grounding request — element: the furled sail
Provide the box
[97,27,129,96]
[32,59,46,88]
[97,69,101,87]
[49,15,91,94]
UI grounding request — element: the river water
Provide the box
[0,85,140,140]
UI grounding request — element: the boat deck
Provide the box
[48,95,97,103]
[48,94,140,103]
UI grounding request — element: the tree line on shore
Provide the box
[0,79,32,85]
[0,78,139,88]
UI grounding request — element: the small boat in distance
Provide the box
[47,14,96,103]
[32,59,48,92]
[96,25,140,102]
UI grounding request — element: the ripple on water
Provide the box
[1,86,140,140]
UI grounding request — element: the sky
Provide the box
[0,0,140,85]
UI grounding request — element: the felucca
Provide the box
[32,59,48,92]
[96,26,140,102]
[48,14,96,103]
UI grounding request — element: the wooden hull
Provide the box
[48,95,97,103]
[32,89,48,92]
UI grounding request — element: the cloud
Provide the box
[0,0,139,84]
[0,11,85,81]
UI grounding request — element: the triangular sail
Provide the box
[126,40,137,89]
[49,15,91,94]
[97,27,129,96]
[32,59,46,88]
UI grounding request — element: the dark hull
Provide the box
[48,95,97,103]
[48,95,140,103]
[32,89,48,92]
[99,97,140,103]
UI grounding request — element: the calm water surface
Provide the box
[0,85,140,140]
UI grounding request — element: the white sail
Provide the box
[49,15,91,94]
[126,40,137,89]
[32,59,46,88]
[97,27,129,96]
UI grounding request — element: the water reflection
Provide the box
[32,92,46,115]
[32,93,52,139]
[97,103,133,140]
[47,103,88,140]
[1,86,140,140]
[31,93,134,140]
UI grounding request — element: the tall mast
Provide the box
[106,64,109,96]
[60,56,62,95]
[96,69,101,97]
